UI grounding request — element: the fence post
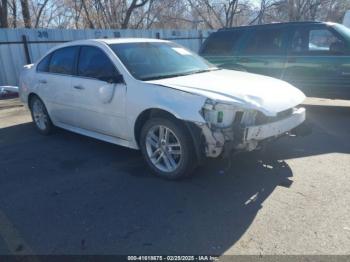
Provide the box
[22,35,31,64]
[199,30,203,46]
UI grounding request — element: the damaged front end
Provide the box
[196,99,307,158]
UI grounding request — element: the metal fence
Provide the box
[0,29,214,86]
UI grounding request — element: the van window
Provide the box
[242,28,285,55]
[77,46,118,82]
[309,29,344,52]
[291,30,306,53]
[291,28,346,55]
[49,46,79,75]
[201,31,242,56]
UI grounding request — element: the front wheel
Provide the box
[140,117,197,180]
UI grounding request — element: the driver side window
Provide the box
[78,46,118,82]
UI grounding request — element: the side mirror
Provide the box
[108,74,124,84]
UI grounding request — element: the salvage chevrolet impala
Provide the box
[19,39,306,179]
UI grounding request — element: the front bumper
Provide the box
[244,107,306,141]
[197,107,306,158]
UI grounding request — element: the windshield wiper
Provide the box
[188,68,220,74]
[141,74,186,81]
[142,68,220,81]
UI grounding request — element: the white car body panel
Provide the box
[19,38,306,154]
[40,74,75,125]
[148,69,306,116]
[245,108,306,141]
[69,77,128,139]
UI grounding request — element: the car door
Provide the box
[282,24,350,97]
[36,46,79,125]
[70,45,128,139]
[235,26,288,79]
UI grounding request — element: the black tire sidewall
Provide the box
[140,117,196,180]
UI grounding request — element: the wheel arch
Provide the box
[28,92,40,108]
[27,92,53,121]
[134,108,205,163]
[134,108,178,147]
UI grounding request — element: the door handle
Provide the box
[73,85,84,90]
[39,79,47,84]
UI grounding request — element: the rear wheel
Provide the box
[29,96,54,135]
[140,117,197,180]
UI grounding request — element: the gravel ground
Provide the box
[0,97,349,255]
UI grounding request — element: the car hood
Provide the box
[147,69,306,116]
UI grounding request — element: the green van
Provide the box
[199,22,350,98]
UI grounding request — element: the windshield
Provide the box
[333,24,350,42]
[109,42,217,81]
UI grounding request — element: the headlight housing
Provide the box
[202,99,239,128]
[202,99,258,128]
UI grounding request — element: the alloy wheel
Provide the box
[32,99,49,131]
[145,125,182,173]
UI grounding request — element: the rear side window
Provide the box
[37,54,51,72]
[242,28,285,55]
[77,46,118,82]
[291,27,346,55]
[49,46,78,75]
[200,31,242,56]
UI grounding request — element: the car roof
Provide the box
[41,38,171,58]
[97,38,170,44]
[53,38,170,49]
[218,21,336,31]
[80,38,169,45]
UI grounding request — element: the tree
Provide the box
[187,0,252,29]
[0,0,9,28]
[121,0,150,28]
[20,0,31,28]
[8,0,17,27]
[33,0,49,28]
[281,0,323,21]
[249,0,283,24]
[1,0,348,29]
[81,0,94,29]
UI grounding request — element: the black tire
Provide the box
[29,95,54,135]
[140,117,197,180]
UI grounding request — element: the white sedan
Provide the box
[19,38,306,179]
